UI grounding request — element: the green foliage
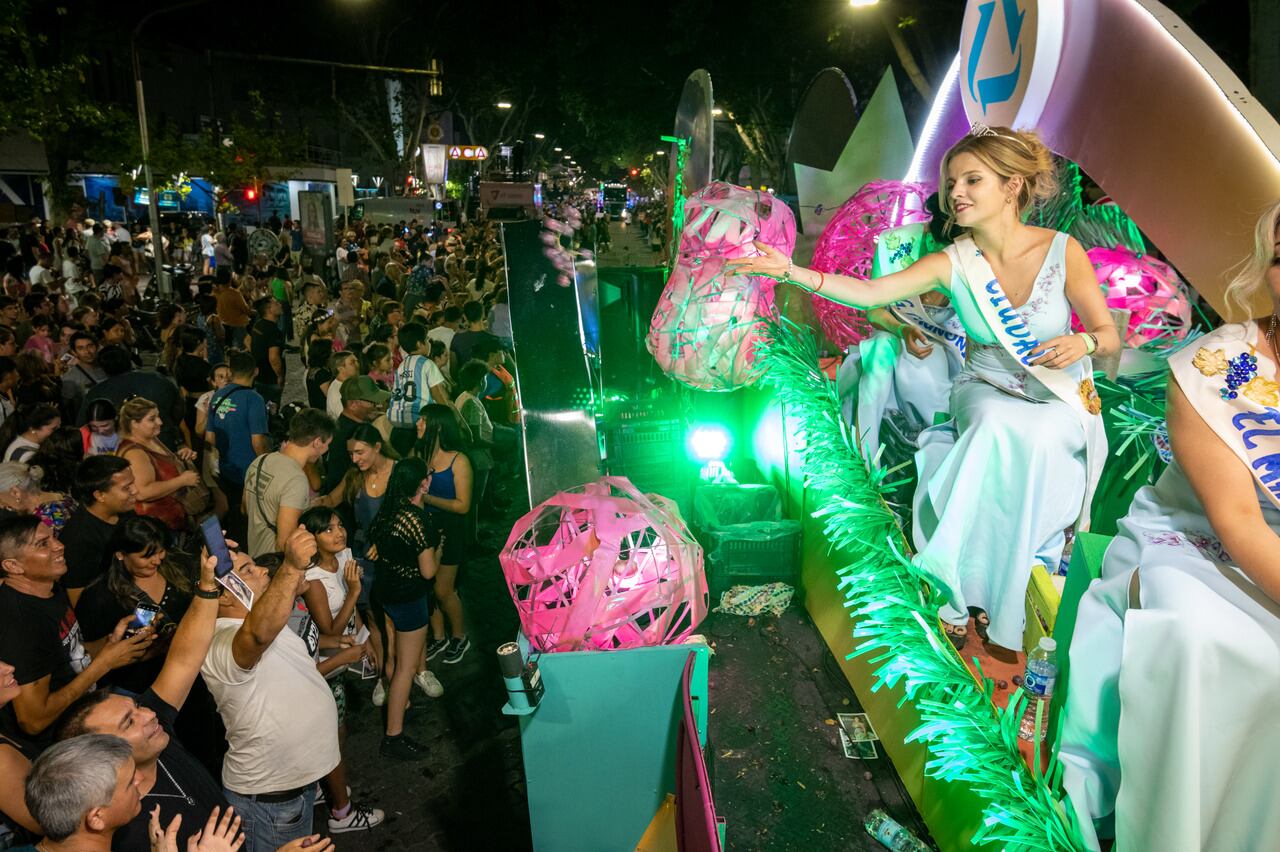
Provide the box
[755,317,1088,851]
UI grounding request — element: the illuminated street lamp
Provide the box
[848,0,879,6]
[495,101,513,109]
[534,132,546,139]
[711,107,723,116]
[553,146,563,152]
[655,150,666,156]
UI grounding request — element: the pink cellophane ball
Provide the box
[500,476,707,653]
[1073,246,1193,347]
[646,181,796,391]
[810,181,932,350]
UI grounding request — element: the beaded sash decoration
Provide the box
[1219,349,1259,401]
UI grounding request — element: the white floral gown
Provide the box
[1059,322,1280,852]
[911,231,1089,649]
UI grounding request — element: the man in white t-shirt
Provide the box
[201,528,341,852]
[426,305,463,350]
[386,323,450,455]
[325,351,359,420]
[243,408,334,558]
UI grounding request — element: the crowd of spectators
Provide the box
[0,212,523,850]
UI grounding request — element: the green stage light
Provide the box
[688,425,731,463]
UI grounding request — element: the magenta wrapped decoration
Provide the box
[809,181,932,350]
[646,181,796,391]
[1074,246,1193,347]
[500,476,707,653]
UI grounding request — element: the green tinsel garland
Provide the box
[756,317,1087,851]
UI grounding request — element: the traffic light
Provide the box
[244,187,257,201]
[629,168,639,177]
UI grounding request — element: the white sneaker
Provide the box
[414,670,444,698]
[328,802,385,833]
[372,680,386,707]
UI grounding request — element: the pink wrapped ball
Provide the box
[1074,246,1193,347]
[500,476,707,653]
[647,182,797,391]
[809,181,932,350]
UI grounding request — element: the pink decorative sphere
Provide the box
[1074,246,1193,347]
[500,477,708,653]
[809,181,932,350]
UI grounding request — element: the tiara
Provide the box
[968,122,1000,138]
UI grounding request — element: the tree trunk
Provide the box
[880,11,933,101]
[1251,0,1280,121]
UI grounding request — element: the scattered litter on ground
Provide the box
[713,582,795,616]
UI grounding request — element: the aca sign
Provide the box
[959,0,1064,128]
[448,145,489,161]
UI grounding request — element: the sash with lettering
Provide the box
[944,234,1108,530]
[873,222,967,362]
[1170,321,1280,509]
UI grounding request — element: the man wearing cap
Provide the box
[322,376,389,494]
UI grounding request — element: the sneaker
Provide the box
[414,670,444,698]
[371,680,387,707]
[442,636,471,665]
[380,734,428,761]
[329,802,385,833]
[425,636,449,662]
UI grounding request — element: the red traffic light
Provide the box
[245,187,257,200]
[629,168,639,177]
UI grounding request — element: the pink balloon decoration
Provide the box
[809,181,932,350]
[646,181,796,391]
[501,476,708,653]
[1074,246,1193,347]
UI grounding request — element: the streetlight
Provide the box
[534,132,546,139]
[553,147,563,152]
[655,150,666,156]
[133,0,211,297]
[848,0,879,6]
[711,107,723,116]
[495,101,513,109]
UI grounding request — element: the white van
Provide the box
[352,197,438,226]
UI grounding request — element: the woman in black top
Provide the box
[306,338,335,410]
[366,456,443,760]
[172,326,212,440]
[0,657,40,847]
[74,516,194,693]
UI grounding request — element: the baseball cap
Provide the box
[341,375,391,404]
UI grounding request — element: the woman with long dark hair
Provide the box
[0,402,59,463]
[413,403,472,665]
[365,456,443,760]
[74,515,194,692]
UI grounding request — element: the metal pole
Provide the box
[133,40,167,298]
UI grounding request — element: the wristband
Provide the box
[194,585,221,600]
[1078,332,1097,355]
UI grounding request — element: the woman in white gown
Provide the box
[1059,201,1280,852]
[731,126,1119,651]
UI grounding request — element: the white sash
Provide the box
[873,223,967,361]
[1170,321,1280,511]
[945,235,1107,529]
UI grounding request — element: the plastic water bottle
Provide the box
[1019,637,1058,742]
[864,809,931,851]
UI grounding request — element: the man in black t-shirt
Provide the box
[249,296,285,410]
[0,517,152,744]
[56,549,228,852]
[58,456,138,604]
[450,299,502,366]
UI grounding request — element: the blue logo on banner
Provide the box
[967,0,1027,114]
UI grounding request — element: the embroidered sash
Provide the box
[945,234,1107,529]
[1170,321,1280,510]
[873,223,967,361]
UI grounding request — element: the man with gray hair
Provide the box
[21,733,142,850]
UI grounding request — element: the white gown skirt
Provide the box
[911,377,1086,650]
[1058,463,1280,852]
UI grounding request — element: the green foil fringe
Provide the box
[756,317,1088,851]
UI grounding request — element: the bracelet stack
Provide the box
[1078,332,1099,355]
